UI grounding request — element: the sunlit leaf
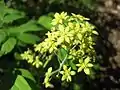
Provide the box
[1,37,16,55]
[7,20,43,34]
[69,60,77,70]
[3,13,24,23]
[0,1,6,19]
[38,15,53,30]
[0,30,6,44]
[17,69,36,83]
[57,48,67,61]
[11,75,32,90]
[17,33,40,44]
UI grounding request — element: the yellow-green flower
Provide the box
[60,65,76,82]
[76,57,93,75]
[43,67,53,88]
[52,12,68,25]
[21,49,32,59]
[21,49,34,63]
[32,56,43,68]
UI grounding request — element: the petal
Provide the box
[45,82,54,88]
[49,47,54,53]
[44,77,49,83]
[54,13,59,18]
[79,59,83,63]
[92,31,98,35]
[67,76,71,82]
[87,63,93,67]
[68,67,71,71]
[61,75,66,81]
[60,71,64,74]
[84,68,90,75]
[48,67,52,73]
[78,67,83,72]
[76,64,81,67]
[63,65,67,70]
[84,57,90,64]
[58,25,64,31]
[65,37,70,43]
[36,63,39,68]
[70,71,76,75]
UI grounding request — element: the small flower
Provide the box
[32,56,43,68]
[60,65,76,82]
[21,49,34,63]
[21,49,32,59]
[27,55,34,63]
[43,67,54,88]
[68,22,74,29]
[76,57,93,75]
[52,12,68,25]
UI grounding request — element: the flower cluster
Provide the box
[21,12,98,88]
[21,49,43,68]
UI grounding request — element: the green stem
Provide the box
[43,54,53,68]
[51,54,68,75]
[43,58,51,68]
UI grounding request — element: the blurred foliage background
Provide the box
[0,0,120,90]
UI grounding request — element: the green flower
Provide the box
[21,49,32,59]
[76,57,93,75]
[32,56,43,68]
[60,65,76,82]
[52,12,68,25]
[43,67,53,88]
[21,49,34,63]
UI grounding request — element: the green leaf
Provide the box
[11,75,32,90]
[0,51,3,57]
[0,1,6,19]
[17,41,27,47]
[57,48,67,61]
[69,60,77,70]
[0,30,6,44]
[16,69,36,83]
[3,13,24,23]
[7,20,43,34]
[17,33,40,44]
[1,37,16,55]
[38,15,52,30]
[6,8,25,15]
